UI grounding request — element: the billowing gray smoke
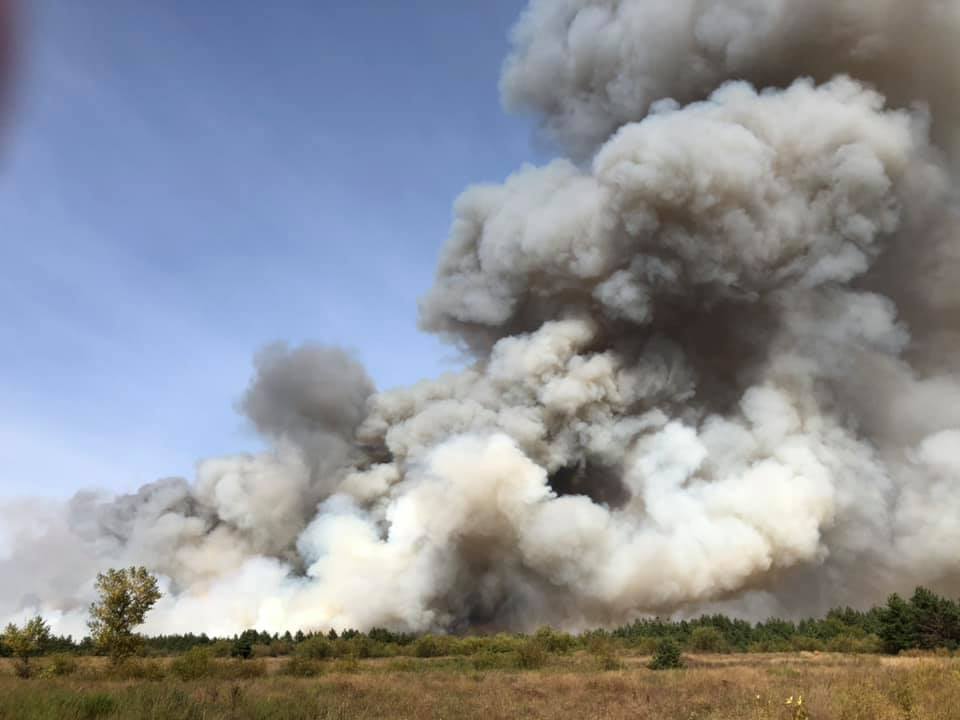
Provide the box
[3,0,960,636]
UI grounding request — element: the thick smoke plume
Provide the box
[3,0,960,636]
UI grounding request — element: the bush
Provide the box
[534,627,577,654]
[283,656,323,677]
[630,637,660,655]
[688,627,728,653]
[649,639,684,670]
[232,630,256,659]
[46,653,79,677]
[515,639,547,670]
[470,651,501,671]
[829,634,882,654]
[586,634,618,658]
[216,659,267,679]
[208,640,233,657]
[597,652,623,671]
[270,640,294,656]
[251,643,276,659]
[170,647,212,681]
[347,636,393,658]
[448,637,485,656]
[414,635,444,658]
[470,651,517,671]
[297,636,334,660]
[790,636,825,652]
[481,634,524,654]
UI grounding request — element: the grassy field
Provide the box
[2,652,959,719]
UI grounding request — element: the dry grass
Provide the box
[1,652,958,719]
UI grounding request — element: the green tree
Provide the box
[2,616,51,678]
[296,635,334,660]
[87,566,162,663]
[879,593,917,654]
[909,587,960,650]
[688,626,728,653]
[649,638,684,670]
[232,630,257,659]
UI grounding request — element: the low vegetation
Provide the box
[2,572,960,717]
[1,652,959,719]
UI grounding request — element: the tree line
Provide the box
[4,573,960,675]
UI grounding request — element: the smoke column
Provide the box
[0,0,16,131]
[3,0,960,635]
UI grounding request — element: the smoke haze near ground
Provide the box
[3,0,960,637]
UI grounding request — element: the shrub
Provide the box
[208,640,233,657]
[515,639,547,670]
[347,636,394,658]
[470,652,497,671]
[829,634,882,654]
[688,627,728,653]
[216,659,267,679]
[297,636,334,660]
[790,636,825,652]
[630,637,660,655]
[597,652,623,671]
[534,626,577,654]
[270,640,294,656]
[251,643,275,659]
[584,632,622,670]
[170,647,212,681]
[471,651,515,671]
[482,634,524,654]
[46,653,79,677]
[232,630,256,659]
[414,635,444,658]
[649,639,684,670]
[283,656,323,677]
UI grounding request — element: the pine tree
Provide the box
[233,630,257,659]
[648,638,684,670]
[879,593,917,654]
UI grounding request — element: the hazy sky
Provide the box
[0,1,540,497]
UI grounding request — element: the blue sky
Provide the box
[0,1,541,498]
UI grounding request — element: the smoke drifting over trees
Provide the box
[3,0,960,636]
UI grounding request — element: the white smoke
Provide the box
[3,0,960,636]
